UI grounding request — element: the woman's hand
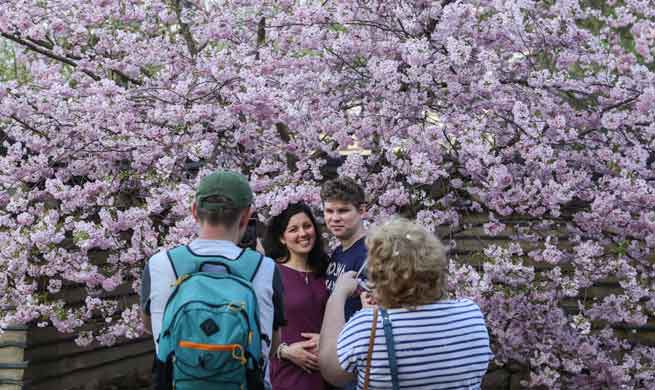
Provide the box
[301,332,320,354]
[360,291,377,308]
[333,271,358,298]
[281,339,320,373]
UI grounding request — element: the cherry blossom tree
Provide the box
[1,0,654,387]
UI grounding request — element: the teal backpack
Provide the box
[156,245,265,390]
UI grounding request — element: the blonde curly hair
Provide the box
[366,218,448,309]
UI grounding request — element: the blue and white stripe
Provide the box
[337,299,493,390]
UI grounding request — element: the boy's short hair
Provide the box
[196,196,243,227]
[320,177,365,207]
[366,218,448,309]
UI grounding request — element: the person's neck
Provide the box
[284,253,311,272]
[198,225,240,244]
[340,228,366,251]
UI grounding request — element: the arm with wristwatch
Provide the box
[275,332,321,373]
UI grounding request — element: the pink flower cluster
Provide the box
[1,0,654,387]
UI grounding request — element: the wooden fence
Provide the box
[0,287,153,390]
[1,214,653,389]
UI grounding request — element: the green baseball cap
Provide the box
[195,170,253,210]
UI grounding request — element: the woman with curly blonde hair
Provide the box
[319,218,493,390]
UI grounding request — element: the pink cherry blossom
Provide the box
[1,0,654,387]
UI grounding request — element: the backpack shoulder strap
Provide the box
[169,245,264,281]
[230,248,263,282]
[167,245,201,277]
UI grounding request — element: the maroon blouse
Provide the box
[270,264,330,390]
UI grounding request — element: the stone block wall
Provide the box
[1,214,652,389]
[0,291,152,389]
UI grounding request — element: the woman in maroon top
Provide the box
[263,203,330,390]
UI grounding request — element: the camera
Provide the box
[239,216,259,251]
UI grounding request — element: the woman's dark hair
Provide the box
[263,203,329,276]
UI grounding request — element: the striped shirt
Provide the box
[337,299,493,390]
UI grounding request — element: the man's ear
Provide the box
[192,202,199,223]
[358,204,367,218]
[239,207,252,230]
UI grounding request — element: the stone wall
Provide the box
[0,288,152,390]
[439,214,654,389]
[1,214,653,389]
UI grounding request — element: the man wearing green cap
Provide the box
[141,170,285,389]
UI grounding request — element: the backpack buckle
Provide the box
[232,345,247,365]
[171,274,191,287]
[228,302,245,312]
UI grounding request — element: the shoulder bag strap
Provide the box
[380,308,400,390]
[363,308,379,390]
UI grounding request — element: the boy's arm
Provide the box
[143,251,177,340]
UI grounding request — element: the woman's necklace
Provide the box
[282,259,311,284]
[294,267,310,285]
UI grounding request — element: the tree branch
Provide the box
[173,0,198,57]
[601,95,640,114]
[1,31,100,81]
[9,115,47,138]
[1,31,143,86]
[255,17,266,60]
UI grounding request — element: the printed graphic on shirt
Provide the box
[325,261,348,292]
[325,237,367,321]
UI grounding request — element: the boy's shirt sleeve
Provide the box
[146,251,176,343]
